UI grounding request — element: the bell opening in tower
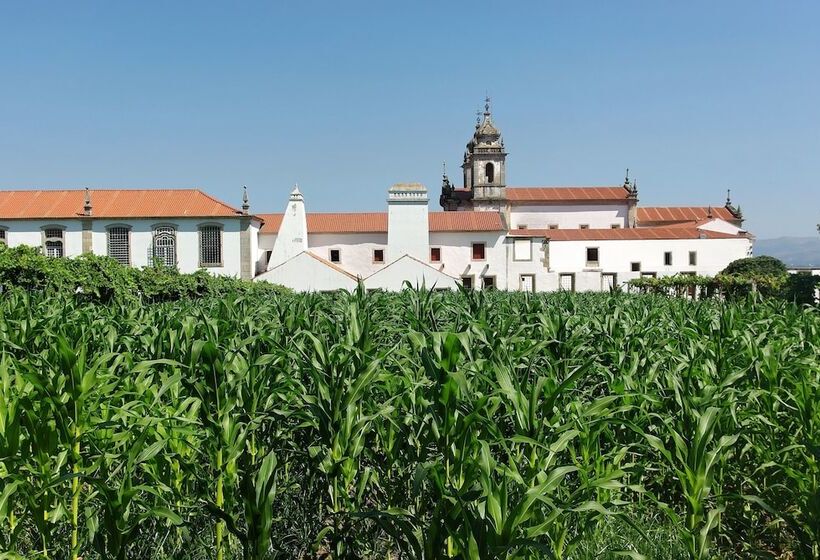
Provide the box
[486,162,495,184]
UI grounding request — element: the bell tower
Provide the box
[464,97,507,210]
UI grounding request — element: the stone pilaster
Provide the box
[82,219,93,253]
[240,217,252,280]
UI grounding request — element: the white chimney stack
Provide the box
[268,186,308,269]
[387,183,429,262]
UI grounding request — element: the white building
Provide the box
[0,102,753,291]
[0,188,260,279]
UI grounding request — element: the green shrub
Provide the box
[721,255,788,277]
[0,243,289,302]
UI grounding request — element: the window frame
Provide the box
[372,248,385,264]
[689,251,697,266]
[548,224,559,230]
[485,162,495,184]
[558,273,575,292]
[461,275,474,290]
[513,238,532,262]
[0,226,7,246]
[329,248,342,263]
[630,261,641,272]
[198,223,224,268]
[602,272,618,291]
[585,246,600,267]
[430,247,442,263]
[610,223,621,229]
[482,275,496,290]
[471,242,486,261]
[151,223,178,268]
[106,224,132,266]
[579,224,590,230]
[664,251,673,266]
[641,271,657,278]
[41,225,66,258]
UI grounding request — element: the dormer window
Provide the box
[485,162,495,184]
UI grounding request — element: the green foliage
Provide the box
[783,272,820,305]
[0,289,818,559]
[721,255,788,277]
[0,244,289,302]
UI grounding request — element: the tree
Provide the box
[721,256,787,277]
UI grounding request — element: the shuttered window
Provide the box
[0,229,6,246]
[199,225,223,267]
[107,226,130,265]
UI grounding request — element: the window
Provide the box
[548,224,559,230]
[520,274,535,292]
[199,225,223,267]
[517,224,527,230]
[641,271,657,278]
[329,249,341,263]
[513,238,532,261]
[602,273,617,291]
[0,228,6,246]
[664,251,673,266]
[689,251,697,266]
[482,276,496,289]
[106,226,131,266]
[43,227,64,258]
[631,262,641,272]
[152,226,177,267]
[373,249,384,263]
[586,247,599,266]
[472,242,486,260]
[579,224,589,230]
[485,162,495,183]
[559,273,575,292]
[461,276,474,290]
[611,224,621,229]
[430,247,441,262]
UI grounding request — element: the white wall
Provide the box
[90,218,243,276]
[364,256,459,291]
[1,219,84,256]
[509,203,629,229]
[255,251,358,292]
[308,233,389,278]
[0,218,245,276]
[429,231,507,289]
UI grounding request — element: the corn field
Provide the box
[0,287,818,559]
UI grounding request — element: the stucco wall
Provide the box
[1,218,244,276]
[308,233,388,279]
[509,204,629,229]
[429,231,507,289]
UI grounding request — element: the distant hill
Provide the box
[754,237,820,267]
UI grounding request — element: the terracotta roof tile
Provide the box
[0,189,242,219]
[507,226,745,241]
[506,186,630,202]
[637,206,736,223]
[258,211,504,234]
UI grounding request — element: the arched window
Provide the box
[485,162,495,184]
[42,226,65,258]
[152,226,177,268]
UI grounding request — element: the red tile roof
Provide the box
[506,186,630,202]
[637,206,737,223]
[0,189,242,219]
[507,226,745,241]
[258,211,504,234]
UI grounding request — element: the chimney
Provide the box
[268,186,308,269]
[387,183,429,261]
[83,187,92,216]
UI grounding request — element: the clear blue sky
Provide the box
[1,1,818,238]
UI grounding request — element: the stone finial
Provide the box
[726,188,732,206]
[707,205,713,218]
[241,185,249,215]
[289,184,304,202]
[624,168,630,187]
[484,95,491,116]
[83,187,92,216]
